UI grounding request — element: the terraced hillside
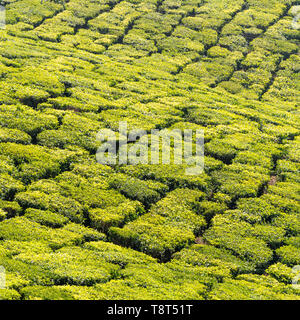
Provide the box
[0,0,299,300]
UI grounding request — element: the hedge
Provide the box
[83,241,157,267]
[24,208,70,228]
[0,0,299,300]
[0,217,88,249]
[0,127,31,144]
[207,276,300,300]
[109,217,195,261]
[89,199,143,232]
[211,164,269,201]
[0,289,21,300]
[16,246,121,285]
[108,173,168,207]
[0,240,52,257]
[0,174,25,201]
[109,188,206,260]
[235,197,281,224]
[15,191,85,223]
[204,215,273,269]
[172,244,255,274]
[0,200,22,218]
[276,245,300,266]
[0,142,81,183]
[0,256,56,286]
[118,164,209,191]
[266,263,296,284]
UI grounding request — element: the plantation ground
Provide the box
[0,0,299,300]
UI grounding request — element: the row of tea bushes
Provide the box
[109,189,207,260]
[0,217,105,249]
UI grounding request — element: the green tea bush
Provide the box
[109,214,195,260]
[0,174,25,200]
[0,155,16,176]
[211,164,269,201]
[208,276,299,300]
[268,182,300,202]
[109,189,206,260]
[272,212,300,236]
[0,105,58,137]
[0,0,299,300]
[0,127,31,144]
[62,223,106,242]
[0,256,56,286]
[15,191,85,223]
[9,67,65,97]
[172,244,255,274]
[89,199,143,232]
[0,142,82,183]
[266,262,296,284]
[119,164,209,191]
[53,171,128,208]
[204,215,273,269]
[24,208,70,228]
[108,173,167,207]
[250,224,286,247]
[16,246,121,285]
[196,200,228,221]
[4,271,30,291]
[93,278,207,300]
[0,200,22,218]
[276,245,300,266]
[0,240,52,257]
[83,240,157,266]
[235,198,281,224]
[0,208,6,221]
[149,188,206,233]
[20,286,75,300]
[0,217,85,248]
[0,289,21,300]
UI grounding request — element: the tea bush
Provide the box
[0,0,298,300]
[24,208,70,228]
[204,215,273,269]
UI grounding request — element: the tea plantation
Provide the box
[0,0,299,300]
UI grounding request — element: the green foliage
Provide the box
[108,173,168,207]
[0,217,89,249]
[119,164,209,190]
[172,244,255,274]
[234,198,281,224]
[16,246,121,285]
[109,189,206,260]
[276,245,300,266]
[0,142,81,183]
[109,217,195,261]
[0,127,31,144]
[0,0,298,300]
[24,208,70,228]
[83,241,157,266]
[211,164,269,201]
[208,276,300,300]
[266,263,296,284]
[15,191,84,223]
[89,199,143,232]
[0,289,21,300]
[204,215,273,269]
[0,200,22,218]
[0,173,25,200]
